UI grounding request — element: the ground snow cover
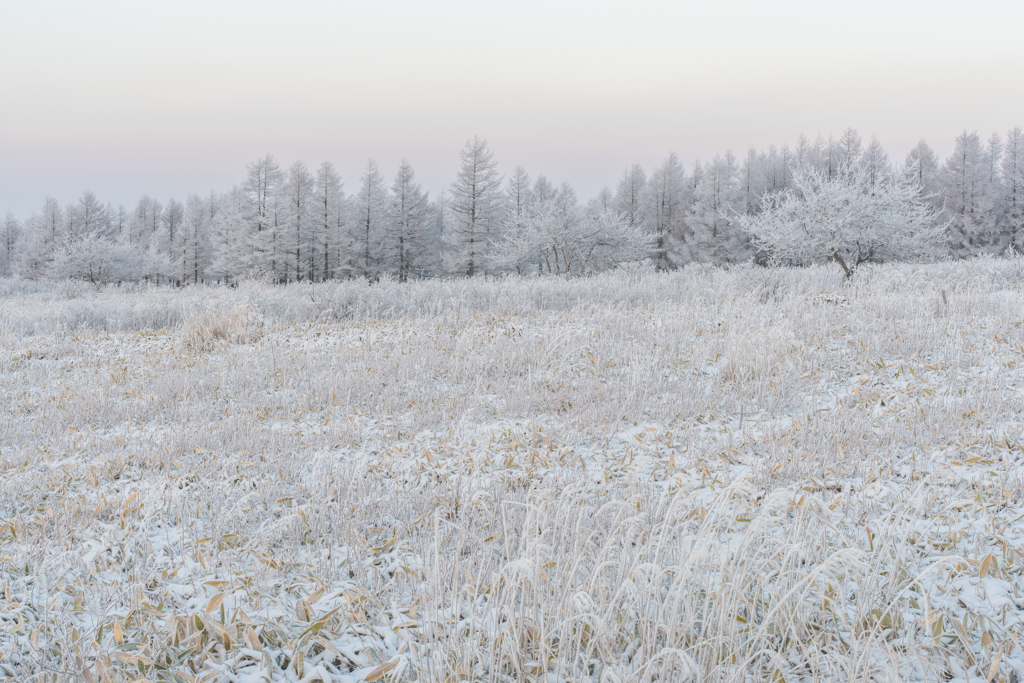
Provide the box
[1,260,1023,682]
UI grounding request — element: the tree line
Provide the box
[1,127,1022,284]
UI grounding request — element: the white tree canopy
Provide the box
[489,191,655,276]
[53,233,169,284]
[740,163,945,278]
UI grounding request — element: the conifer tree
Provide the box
[352,160,388,280]
[386,159,430,282]
[445,137,503,277]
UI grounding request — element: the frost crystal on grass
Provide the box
[1,259,1024,682]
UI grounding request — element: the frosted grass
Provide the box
[1,258,1023,681]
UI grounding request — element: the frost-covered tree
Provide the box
[385,159,430,281]
[740,148,764,216]
[740,163,944,278]
[445,137,504,277]
[175,194,210,284]
[490,184,654,275]
[795,134,813,170]
[860,135,891,189]
[764,145,792,195]
[18,197,64,279]
[613,164,647,227]
[352,160,388,280]
[423,192,447,278]
[593,186,613,214]
[242,154,284,280]
[644,153,686,269]
[533,176,556,204]
[313,161,345,281]
[128,196,163,250]
[689,152,745,264]
[209,187,244,283]
[505,166,533,229]
[110,204,128,243]
[52,233,165,285]
[904,140,943,211]
[837,128,863,170]
[943,130,998,256]
[1001,126,1024,251]
[155,198,183,264]
[283,160,316,282]
[65,190,111,243]
[0,212,21,277]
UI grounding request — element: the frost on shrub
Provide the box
[180,305,261,352]
[489,197,656,275]
[51,234,171,284]
[740,162,947,278]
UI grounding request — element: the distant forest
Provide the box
[1,127,1021,284]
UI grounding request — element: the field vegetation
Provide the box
[1,259,1024,682]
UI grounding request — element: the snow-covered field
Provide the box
[2,261,1024,682]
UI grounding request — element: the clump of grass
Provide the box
[180,304,261,353]
[0,314,13,348]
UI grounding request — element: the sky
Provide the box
[1,0,1022,217]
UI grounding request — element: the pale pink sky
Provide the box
[2,0,1022,216]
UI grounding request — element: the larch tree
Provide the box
[593,186,613,214]
[18,197,64,279]
[689,152,745,264]
[500,168,535,275]
[986,132,1005,244]
[242,154,284,280]
[352,160,388,280]
[284,160,316,282]
[129,196,162,250]
[445,137,504,277]
[69,190,110,242]
[0,212,21,277]
[175,194,210,284]
[860,135,891,189]
[943,130,997,256]
[533,176,557,203]
[1001,127,1024,251]
[837,128,863,170]
[904,140,943,211]
[421,193,447,278]
[505,166,533,229]
[764,145,792,194]
[740,148,764,216]
[209,187,245,283]
[644,153,686,269]
[613,164,647,227]
[158,198,184,269]
[110,204,128,243]
[795,134,813,169]
[386,159,431,282]
[313,161,345,281]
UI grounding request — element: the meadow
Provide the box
[1,259,1023,682]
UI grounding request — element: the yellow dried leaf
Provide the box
[205,592,225,613]
[987,651,1002,681]
[112,620,123,645]
[366,660,398,681]
[980,553,993,579]
[245,625,261,651]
